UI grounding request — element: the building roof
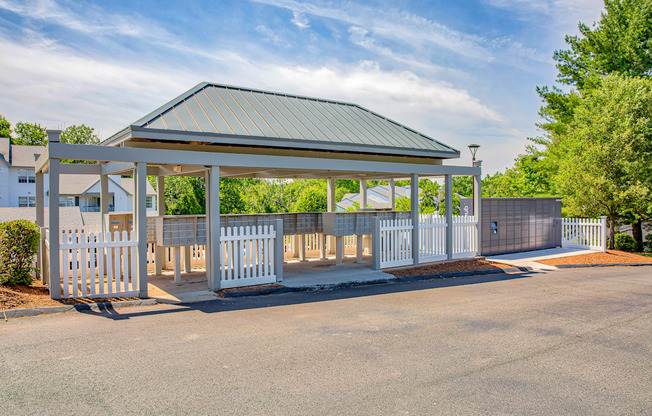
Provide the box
[56,174,155,196]
[103,82,460,159]
[0,138,45,168]
[336,184,416,211]
[0,206,85,228]
[119,177,156,196]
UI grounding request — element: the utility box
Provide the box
[461,197,562,256]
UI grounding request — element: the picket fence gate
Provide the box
[452,216,478,258]
[59,229,138,298]
[562,217,607,251]
[378,218,414,268]
[220,225,277,288]
[419,214,447,262]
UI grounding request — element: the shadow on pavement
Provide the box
[78,270,541,320]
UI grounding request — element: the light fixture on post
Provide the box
[468,144,480,165]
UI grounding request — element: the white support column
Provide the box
[48,158,61,299]
[206,166,221,291]
[356,234,364,263]
[327,177,336,254]
[445,174,453,261]
[320,233,327,260]
[600,216,608,252]
[100,174,109,233]
[411,173,420,265]
[389,179,396,210]
[134,162,148,297]
[274,219,284,282]
[335,236,343,265]
[173,247,182,284]
[183,246,192,272]
[298,234,307,262]
[360,179,367,210]
[371,217,381,270]
[473,174,482,256]
[155,175,166,274]
[35,172,44,281]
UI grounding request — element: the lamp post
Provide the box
[468,144,480,165]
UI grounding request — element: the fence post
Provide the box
[600,216,608,252]
[411,173,420,265]
[445,174,453,261]
[372,217,380,270]
[275,219,284,282]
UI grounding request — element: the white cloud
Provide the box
[483,0,604,26]
[290,10,310,29]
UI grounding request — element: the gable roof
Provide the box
[103,82,460,159]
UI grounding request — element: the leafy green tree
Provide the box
[556,75,652,248]
[0,114,11,139]
[60,124,100,145]
[164,176,206,215]
[291,184,327,212]
[12,122,46,146]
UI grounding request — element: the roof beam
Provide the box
[59,164,101,175]
[46,143,480,177]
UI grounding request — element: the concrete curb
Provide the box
[2,298,158,319]
[223,267,529,298]
[554,263,652,269]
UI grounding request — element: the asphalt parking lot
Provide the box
[1,267,650,415]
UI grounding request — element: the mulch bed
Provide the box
[387,258,510,278]
[1,279,138,310]
[215,283,284,298]
[537,250,652,266]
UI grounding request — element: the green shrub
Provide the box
[644,234,652,253]
[0,220,40,285]
[613,233,637,253]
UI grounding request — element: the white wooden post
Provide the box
[356,234,364,263]
[100,174,109,233]
[206,166,221,291]
[274,219,284,282]
[336,236,343,265]
[134,162,148,297]
[600,216,608,252]
[35,171,44,281]
[173,247,182,284]
[411,173,420,265]
[360,179,367,210]
[155,175,166,274]
[299,234,307,261]
[445,174,453,261]
[320,233,327,260]
[47,145,61,298]
[389,179,396,210]
[183,246,192,272]
[372,217,381,270]
[473,173,482,256]
[327,177,336,254]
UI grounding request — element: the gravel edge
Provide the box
[554,263,652,269]
[2,298,159,319]
[223,266,528,298]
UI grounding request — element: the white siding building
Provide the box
[0,137,156,211]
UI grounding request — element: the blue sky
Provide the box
[0,0,604,174]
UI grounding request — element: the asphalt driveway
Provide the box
[1,267,650,415]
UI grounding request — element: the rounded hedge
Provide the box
[614,233,637,253]
[0,219,41,286]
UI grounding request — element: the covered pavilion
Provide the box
[35,82,481,299]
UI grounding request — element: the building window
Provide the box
[18,196,36,207]
[59,196,78,207]
[146,196,154,209]
[18,169,35,184]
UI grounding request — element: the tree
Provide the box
[291,185,327,212]
[60,124,100,145]
[12,122,46,146]
[556,75,652,248]
[0,114,11,140]
[163,177,206,215]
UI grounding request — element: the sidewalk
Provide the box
[487,247,598,270]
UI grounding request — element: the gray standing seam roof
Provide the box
[104,82,459,157]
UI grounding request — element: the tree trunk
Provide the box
[632,220,643,252]
[609,213,616,250]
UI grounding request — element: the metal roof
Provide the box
[103,82,459,158]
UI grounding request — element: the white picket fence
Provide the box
[452,216,478,258]
[419,214,447,262]
[378,215,478,269]
[220,225,277,288]
[562,217,607,251]
[59,229,138,298]
[378,218,414,268]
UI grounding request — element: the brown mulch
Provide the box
[388,258,511,278]
[0,279,138,311]
[537,250,652,266]
[215,283,284,298]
